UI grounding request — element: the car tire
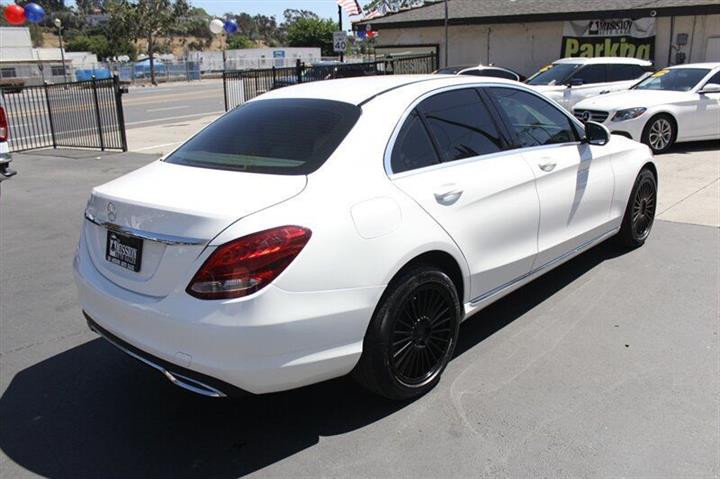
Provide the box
[641,114,676,154]
[353,264,461,400]
[617,168,657,249]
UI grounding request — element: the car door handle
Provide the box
[434,186,463,206]
[538,161,557,172]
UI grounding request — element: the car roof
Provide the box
[254,74,520,105]
[553,57,652,66]
[666,62,720,70]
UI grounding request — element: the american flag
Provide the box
[337,0,362,16]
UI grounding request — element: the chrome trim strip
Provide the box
[84,212,208,246]
[88,321,227,398]
[469,229,617,306]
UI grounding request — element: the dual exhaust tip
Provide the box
[84,312,235,398]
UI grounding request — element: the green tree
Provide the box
[108,0,189,84]
[226,34,254,49]
[286,17,336,56]
[363,0,419,14]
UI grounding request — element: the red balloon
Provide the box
[3,4,26,25]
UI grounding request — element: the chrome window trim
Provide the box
[384,82,586,178]
[84,212,208,246]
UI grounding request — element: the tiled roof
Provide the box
[357,0,720,26]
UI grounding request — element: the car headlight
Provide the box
[611,107,647,122]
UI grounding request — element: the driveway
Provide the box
[0,146,718,478]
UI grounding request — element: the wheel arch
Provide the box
[642,161,658,182]
[644,110,678,136]
[386,249,466,306]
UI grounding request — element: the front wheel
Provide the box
[641,114,676,154]
[617,168,657,249]
[353,265,461,400]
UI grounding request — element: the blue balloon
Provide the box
[24,2,45,23]
[223,19,238,34]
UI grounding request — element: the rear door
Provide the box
[390,87,540,302]
[488,87,615,269]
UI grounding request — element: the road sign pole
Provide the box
[338,5,344,62]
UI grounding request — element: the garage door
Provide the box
[706,37,720,62]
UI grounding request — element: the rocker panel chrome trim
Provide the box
[469,228,618,306]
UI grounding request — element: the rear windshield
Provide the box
[165,98,361,175]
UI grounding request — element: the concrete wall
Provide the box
[375,14,720,75]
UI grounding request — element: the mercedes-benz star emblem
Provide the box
[582,111,592,122]
[107,202,117,222]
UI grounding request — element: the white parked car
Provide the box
[74,75,657,400]
[527,57,653,110]
[573,63,720,154]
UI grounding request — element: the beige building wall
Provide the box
[374,14,720,75]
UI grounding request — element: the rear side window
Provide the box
[607,64,646,82]
[572,64,607,84]
[165,98,361,175]
[417,89,504,162]
[489,87,579,148]
[391,111,440,174]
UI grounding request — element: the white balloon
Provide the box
[209,18,224,34]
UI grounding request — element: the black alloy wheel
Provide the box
[618,168,657,248]
[631,175,657,242]
[353,265,461,400]
[390,283,455,387]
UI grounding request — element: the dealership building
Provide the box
[357,0,720,75]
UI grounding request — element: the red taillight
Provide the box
[187,226,312,300]
[0,107,8,142]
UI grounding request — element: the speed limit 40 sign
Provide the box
[333,31,347,53]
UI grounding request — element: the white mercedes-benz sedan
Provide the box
[573,63,720,154]
[526,57,653,111]
[75,75,657,400]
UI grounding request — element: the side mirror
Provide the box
[583,121,610,146]
[699,83,720,95]
[567,78,584,87]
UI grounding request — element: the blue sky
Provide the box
[195,0,360,21]
[62,0,366,24]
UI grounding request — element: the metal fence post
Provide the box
[296,59,303,84]
[222,71,228,111]
[42,82,57,149]
[272,66,276,89]
[91,75,105,151]
[113,75,128,152]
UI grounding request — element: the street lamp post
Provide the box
[53,18,69,83]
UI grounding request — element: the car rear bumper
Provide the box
[74,232,384,395]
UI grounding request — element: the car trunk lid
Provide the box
[83,160,306,297]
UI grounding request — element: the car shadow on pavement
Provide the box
[664,139,720,154]
[0,241,628,479]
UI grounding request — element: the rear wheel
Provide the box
[642,114,676,154]
[617,168,657,248]
[353,265,461,400]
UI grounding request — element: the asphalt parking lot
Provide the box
[0,145,718,478]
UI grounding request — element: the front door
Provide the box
[487,87,615,269]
